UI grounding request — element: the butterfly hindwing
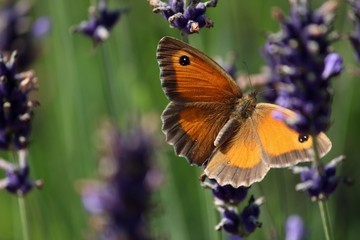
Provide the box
[205,104,332,187]
[205,118,270,187]
[254,103,332,167]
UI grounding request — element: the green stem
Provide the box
[312,135,334,240]
[18,197,30,240]
[318,200,333,240]
[9,152,30,240]
[100,44,117,120]
[181,34,189,43]
[257,183,279,239]
[216,209,222,240]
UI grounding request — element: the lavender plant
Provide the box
[0,8,42,236]
[262,0,342,134]
[262,1,344,239]
[202,178,264,238]
[293,155,345,201]
[79,122,159,240]
[349,0,360,62]
[0,52,38,151]
[72,0,128,46]
[0,30,41,240]
[0,0,50,69]
[0,150,42,196]
[147,0,218,36]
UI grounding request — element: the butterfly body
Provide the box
[214,94,256,147]
[157,36,332,187]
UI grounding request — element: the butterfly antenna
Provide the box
[258,88,277,95]
[242,61,257,97]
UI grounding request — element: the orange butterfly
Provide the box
[157,36,331,187]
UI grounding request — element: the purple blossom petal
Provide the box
[321,53,343,80]
[32,17,51,37]
[285,215,305,240]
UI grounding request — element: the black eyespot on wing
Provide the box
[298,134,309,143]
[179,55,190,66]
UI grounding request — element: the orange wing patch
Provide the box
[256,104,313,155]
[205,119,270,187]
[221,120,262,169]
[157,37,242,103]
[254,103,332,167]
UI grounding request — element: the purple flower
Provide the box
[72,0,128,45]
[219,208,241,235]
[293,155,344,200]
[202,176,263,238]
[0,52,38,150]
[240,196,263,234]
[228,235,243,240]
[349,0,360,62]
[262,0,343,134]
[0,150,43,196]
[212,183,248,205]
[79,122,160,240]
[148,0,217,35]
[285,215,305,240]
[0,0,50,69]
[32,17,51,38]
[215,196,264,237]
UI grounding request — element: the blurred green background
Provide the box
[0,0,358,239]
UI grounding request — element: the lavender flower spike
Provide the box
[293,155,345,200]
[201,175,263,238]
[215,196,264,237]
[148,0,218,35]
[0,0,50,69]
[202,180,249,206]
[79,121,160,240]
[0,51,38,150]
[0,150,43,196]
[262,0,343,134]
[349,0,360,62]
[72,0,128,45]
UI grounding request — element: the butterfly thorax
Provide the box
[213,94,257,148]
[233,93,257,120]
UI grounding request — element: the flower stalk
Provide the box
[312,135,333,240]
[18,197,29,240]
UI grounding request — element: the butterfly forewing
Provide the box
[157,37,242,104]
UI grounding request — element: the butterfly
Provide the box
[157,36,332,187]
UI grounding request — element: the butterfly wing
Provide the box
[204,118,270,187]
[157,37,242,104]
[158,37,243,165]
[204,103,332,187]
[162,102,234,165]
[254,103,332,167]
